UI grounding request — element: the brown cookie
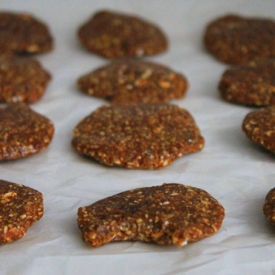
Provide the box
[219,59,275,106]
[72,103,204,169]
[0,179,43,245]
[263,188,275,226]
[77,183,225,248]
[0,103,54,160]
[0,12,53,54]
[77,59,188,103]
[0,56,51,103]
[78,10,168,59]
[242,106,275,154]
[204,14,275,64]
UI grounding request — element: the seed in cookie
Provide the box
[77,183,225,248]
[78,10,168,59]
[0,179,43,245]
[72,103,204,169]
[219,58,275,106]
[242,106,275,154]
[204,14,275,64]
[0,56,51,103]
[77,59,188,103]
[0,103,54,160]
[0,12,53,54]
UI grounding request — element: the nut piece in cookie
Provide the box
[219,59,275,106]
[0,103,54,160]
[77,183,225,248]
[78,10,168,59]
[0,56,51,103]
[204,14,275,64]
[0,179,43,245]
[77,59,188,103]
[0,12,53,54]
[242,106,275,154]
[72,103,204,169]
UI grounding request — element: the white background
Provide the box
[1,0,275,274]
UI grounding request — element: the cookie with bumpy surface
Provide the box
[78,10,168,59]
[72,103,204,169]
[242,106,275,154]
[0,103,54,160]
[77,183,225,248]
[0,179,43,245]
[204,14,275,64]
[77,59,188,103]
[0,56,51,103]
[264,188,275,226]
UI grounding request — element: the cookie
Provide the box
[263,188,275,226]
[0,56,51,103]
[204,14,275,64]
[0,179,43,245]
[72,103,204,169]
[242,106,275,153]
[219,59,275,106]
[78,10,168,59]
[77,183,225,248]
[0,103,54,160]
[77,59,188,103]
[0,12,53,54]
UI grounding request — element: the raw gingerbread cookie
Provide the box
[72,103,204,169]
[204,14,275,64]
[0,56,51,103]
[219,59,275,106]
[0,179,43,245]
[0,103,54,160]
[77,59,188,103]
[263,188,275,226]
[0,12,53,54]
[78,10,168,59]
[77,183,225,248]
[242,106,275,154]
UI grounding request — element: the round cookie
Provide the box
[264,188,275,226]
[0,103,54,160]
[242,106,275,154]
[78,10,168,59]
[219,59,275,106]
[0,12,53,54]
[0,56,51,103]
[72,103,204,169]
[0,179,43,245]
[77,59,188,103]
[204,14,275,64]
[77,183,225,248]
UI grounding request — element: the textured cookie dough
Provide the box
[0,179,43,245]
[77,59,188,103]
[78,10,168,58]
[72,103,204,169]
[77,183,225,248]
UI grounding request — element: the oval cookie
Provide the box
[0,56,51,103]
[204,14,275,64]
[0,103,54,160]
[0,179,43,245]
[264,188,275,226]
[77,183,225,248]
[77,59,188,103]
[242,106,275,154]
[72,103,204,169]
[78,10,168,59]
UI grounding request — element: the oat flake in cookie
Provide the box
[0,12,53,54]
[204,14,275,64]
[263,188,275,226]
[78,10,168,59]
[77,183,225,248]
[0,179,43,245]
[0,56,51,103]
[77,59,188,103]
[72,103,204,169]
[242,106,275,154]
[0,103,54,160]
